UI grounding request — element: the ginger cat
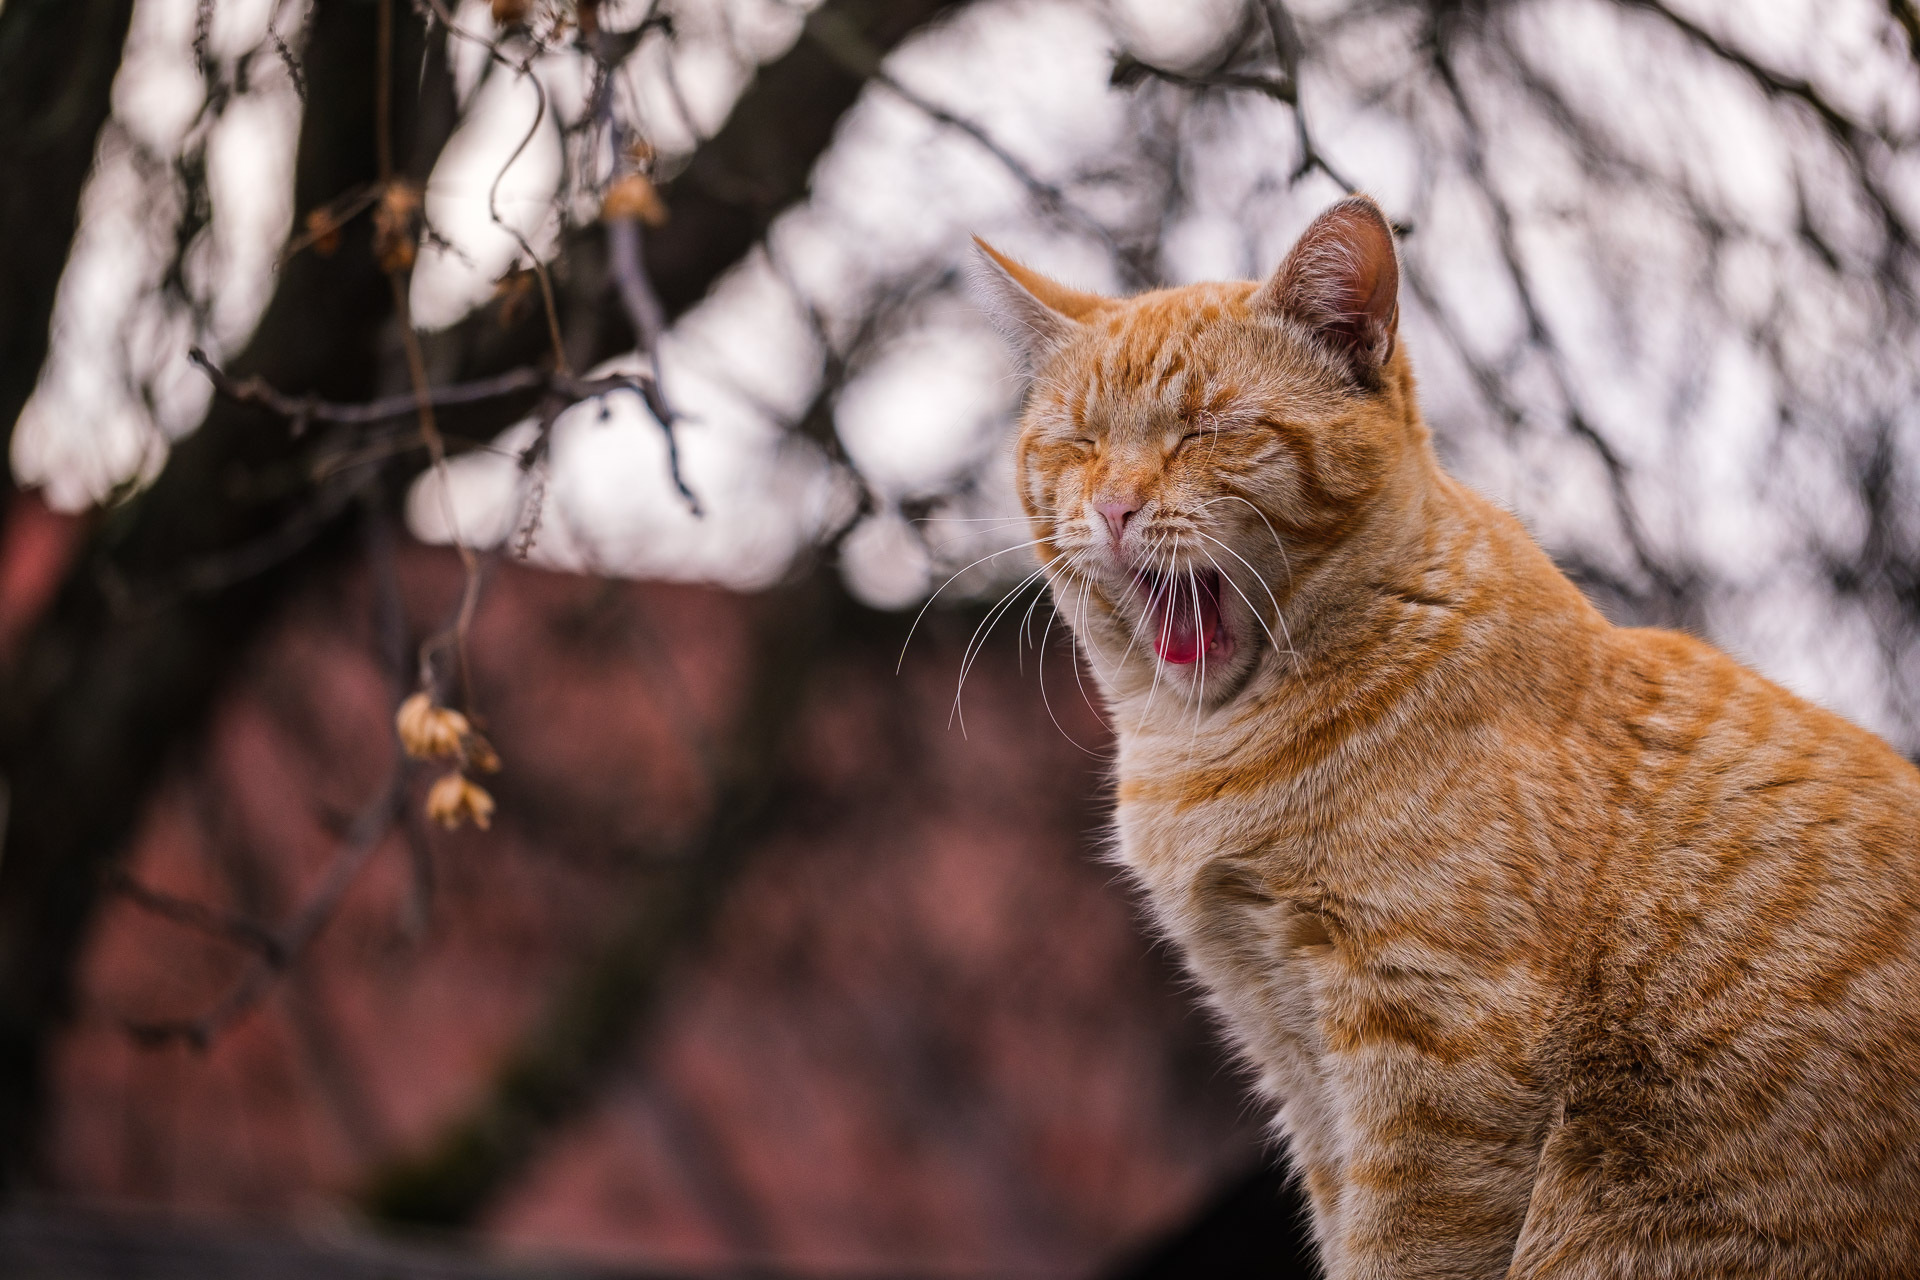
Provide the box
[974,198,1920,1278]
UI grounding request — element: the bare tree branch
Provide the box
[1425,39,1696,608]
[1108,0,1365,202]
[105,870,287,965]
[1894,0,1920,66]
[188,348,654,432]
[124,762,406,1051]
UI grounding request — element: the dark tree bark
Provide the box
[0,0,140,500]
[641,0,975,316]
[0,0,969,1189]
[0,0,456,1187]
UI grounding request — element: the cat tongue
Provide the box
[1150,572,1221,665]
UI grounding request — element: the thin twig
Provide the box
[591,1,699,515]
[421,0,570,372]
[1894,0,1920,68]
[1618,0,1917,292]
[107,869,288,964]
[605,217,700,513]
[1109,54,1296,103]
[1260,0,1361,191]
[278,184,382,266]
[126,766,407,1050]
[376,0,395,180]
[386,270,491,713]
[187,347,654,428]
[1110,1,1362,197]
[804,8,1131,267]
[1425,41,1692,605]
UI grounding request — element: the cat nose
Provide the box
[1096,500,1137,546]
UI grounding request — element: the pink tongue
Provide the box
[1151,577,1221,665]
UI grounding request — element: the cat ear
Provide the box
[969,237,1106,370]
[1252,196,1400,380]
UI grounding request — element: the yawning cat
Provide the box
[975,197,1920,1278]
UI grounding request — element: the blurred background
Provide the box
[0,0,1916,1275]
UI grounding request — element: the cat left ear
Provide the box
[969,237,1107,371]
[1252,196,1400,381]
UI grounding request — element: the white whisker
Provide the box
[1036,595,1104,757]
[1071,576,1109,706]
[1193,541,1289,661]
[1192,530,1297,663]
[1200,493,1293,587]
[923,521,1041,555]
[1017,564,1055,674]
[898,537,1049,674]
[1141,531,1177,722]
[949,565,1050,735]
[1184,566,1208,762]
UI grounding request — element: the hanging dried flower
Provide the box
[304,206,342,257]
[601,172,669,227]
[426,772,495,831]
[396,692,470,760]
[465,733,502,774]
[373,179,423,274]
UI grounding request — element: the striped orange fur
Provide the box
[974,198,1920,1278]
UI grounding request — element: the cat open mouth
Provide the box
[1134,567,1234,666]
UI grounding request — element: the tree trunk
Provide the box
[0,0,970,1189]
[0,0,454,1186]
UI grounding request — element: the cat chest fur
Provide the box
[1112,792,1356,1158]
[1111,756,1565,1248]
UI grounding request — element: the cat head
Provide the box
[974,196,1428,706]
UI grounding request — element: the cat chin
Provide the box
[1162,629,1258,688]
[1051,565,1260,702]
[1117,613,1263,707]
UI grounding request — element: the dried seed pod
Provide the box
[396,692,471,760]
[304,207,342,256]
[601,172,669,227]
[373,180,423,274]
[464,732,502,774]
[426,772,495,831]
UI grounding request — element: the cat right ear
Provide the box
[969,238,1105,371]
[1251,196,1400,382]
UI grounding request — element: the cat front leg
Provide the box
[1317,1001,1553,1279]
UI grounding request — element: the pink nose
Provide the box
[1096,500,1137,546]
